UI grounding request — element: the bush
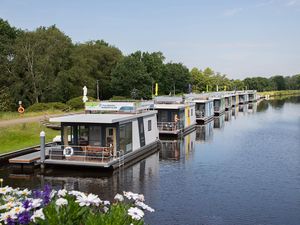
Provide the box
[27,102,69,112]
[66,96,95,110]
[0,184,154,225]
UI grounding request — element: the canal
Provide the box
[1,96,299,225]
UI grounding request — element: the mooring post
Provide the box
[40,131,45,170]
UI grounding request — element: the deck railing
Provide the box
[48,145,117,163]
[157,122,179,131]
[196,111,205,118]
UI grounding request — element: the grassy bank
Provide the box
[258,90,300,97]
[0,122,59,154]
[0,110,66,121]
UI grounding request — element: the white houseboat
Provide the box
[184,94,214,124]
[238,92,249,104]
[45,101,159,169]
[247,90,257,102]
[154,96,196,136]
[224,94,232,111]
[212,96,225,116]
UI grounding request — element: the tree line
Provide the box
[0,18,299,111]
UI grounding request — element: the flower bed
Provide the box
[0,184,154,225]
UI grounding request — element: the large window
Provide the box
[119,122,132,153]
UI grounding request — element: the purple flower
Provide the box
[22,200,30,209]
[33,189,42,198]
[7,217,15,225]
[18,211,31,225]
[42,184,52,205]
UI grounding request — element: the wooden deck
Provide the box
[9,150,49,164]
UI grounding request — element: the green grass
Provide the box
[0,122,59,154]
[258,90,300,97]
[0,110,64,121]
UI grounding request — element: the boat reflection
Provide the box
[232,106,239,119]
[247,102,257,114]
[196,119,214,143]
[6,153,160,200]
[159,132,196,161]
[214,114,225,129]
[225,110,232,122]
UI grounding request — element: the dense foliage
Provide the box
[0,18,299,111]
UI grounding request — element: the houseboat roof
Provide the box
[154,104,185,110]
[49,111,157,124]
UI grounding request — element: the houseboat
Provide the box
[224,95,232,111]
[212,96,225,116]
[238,92,249,104]
[247,90,257,102]
[154,96,196,136]
[231,93,239,107]
[45,101,159,169]
[184,94,214,124]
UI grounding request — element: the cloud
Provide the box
[223,8,243,17]
[286,0,299,6]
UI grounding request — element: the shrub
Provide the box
[66,96,95,110]
[0,184,154,225]
[27,102,69,112]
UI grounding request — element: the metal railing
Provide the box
[196,111,205,118]
[157,122,179,131]
[48,145,115,163]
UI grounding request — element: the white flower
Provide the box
[55,198,68,207]
[0,186,13,195]
[57,189,67,197]
[50,190,57,199]
[10,206,25,215]
[17,188,31,196]
[103,200,110,206]
[114,193,124,202]
[123,191,144,202]
[103,206,109,213]
[76,193,102,207]
[29,199,43,209]
[0,211,17,223]
[127,207,144,220]
[2,195,16,202]
[0,201,16,210]
[31,208,45,223]
[135,201,155,212]
[69,190,83,197]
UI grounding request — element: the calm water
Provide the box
[1,96,300,225]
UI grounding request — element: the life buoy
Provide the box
[18,106,25,114]
[63,146,74,157]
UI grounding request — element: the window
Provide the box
[148,120,152,131]
[119,122,132,153]
[191,109,193,116]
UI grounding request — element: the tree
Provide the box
[111,55,152,99]
[14,25,73,104]
[270,75,286,90]
[160,63,191,94]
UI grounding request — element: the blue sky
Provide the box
[1,0,299,79]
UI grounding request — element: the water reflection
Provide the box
[247,103,257,114]
[160,132,196,161]
[196,120,214,142]
[214,114,225,129]
[225,110,232,122]
[231,106,239,119]
[1,152,160,201]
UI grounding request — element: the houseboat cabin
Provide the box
[247,90,257,102]
[238,92,249,104]
[154,96,196,136]
[224,95,232,110]
[46,101,159,169]
[212,96,225,116]
[231,93,239,106]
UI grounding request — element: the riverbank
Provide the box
[0,122,58,154]
[258,90,300,97]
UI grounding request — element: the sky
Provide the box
[1,0,300,79]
